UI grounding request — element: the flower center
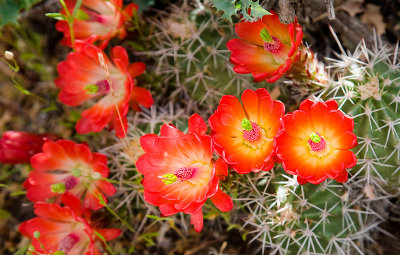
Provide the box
[84,80,110,94]
[307,132,330,157]
[174,167,195,181]
[95,80,110,93]
[263,36,282,53]
[50,183,66,194]
[242,118,261,142]
[64,176,78,190]
[59,234,79,252]
[161,167,196,185]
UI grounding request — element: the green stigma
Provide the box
[84,84,99,94]
[50,183,66,194]
[241,118,252,131]
[162,173,177,185]
[72,167,81,177]
[309,132,321,143]
[33,231,41,239]
[75,9,90,21]
[53,251,66,255]
[260,28,273,43]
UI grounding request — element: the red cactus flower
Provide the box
[227,12,303,83]
[208,89,285,174]
[19,193,121,255]
[0,131,57,164]
[136,114,233,232]
[24,139,116,211]
[276,99,357,184]
[56,0,137,49]
[55,44,152,138]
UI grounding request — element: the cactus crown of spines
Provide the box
[145,2,256,113]
[314,36,400,199]
[238,168,379,255]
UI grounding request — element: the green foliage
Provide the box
[0,0,19,26]
[210,0,270,21]
[17,0,40,9]
[0,0,41,27]
[94,231,116,255]
[0,209,11,220]
[134,0,155,13]
[209,0,236,21]
[45,12,67,21]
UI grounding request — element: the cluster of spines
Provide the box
[315,37,400,198]
[238,168,381,255]
[142,2,258,112]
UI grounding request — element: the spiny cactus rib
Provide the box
[314,37,400,196]
[239,169,379,255]
[141,3,259,112]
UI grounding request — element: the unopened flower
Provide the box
[24,139,116,210]
[56,0,138,49]
[55,44,152,137]
[276,99,357,184]
[19,193,121,255]
[208,89,285,174]
[227,12,303,83]
[136,114,233,232]
[0,131,57,164]
[4,50,14,60]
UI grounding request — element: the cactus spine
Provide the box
[239,167,378,255]
[315,39,400,196]
[141,3,263,112]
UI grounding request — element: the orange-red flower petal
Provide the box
[136,114,233,232]
[55,44,152,137]
[56,0,137,49]
[24,139,116,210]
[209,88,284,174]
[227,12,303,83]
[276,99,357,184]
[0,131,57,164]
[19,193,120,254]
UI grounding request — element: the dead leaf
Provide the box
[363,184,377,200]
[341,191,349,202]
[361,4,386,36]
[338,0,364,18]
[269,85,281,100]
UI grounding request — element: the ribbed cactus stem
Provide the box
[143,3,256,112]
